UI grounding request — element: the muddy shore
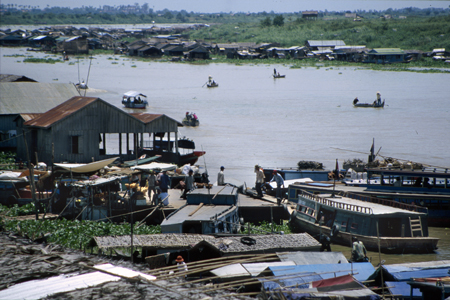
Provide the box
[0,232,257,299]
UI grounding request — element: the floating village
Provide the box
[1,21,450,300]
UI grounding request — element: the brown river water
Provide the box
[1,47,450,265]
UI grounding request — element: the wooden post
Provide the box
[22,132,38,220]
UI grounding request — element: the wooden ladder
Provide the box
[409,217,423,237]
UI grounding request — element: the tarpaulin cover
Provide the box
[268,262,375,282]
[382,267,450,282]
[385,281,422,298]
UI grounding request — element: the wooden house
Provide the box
[185,45,210,60]
[163,44,185,56]
[302,11,319,20]
[56,36,89,54]
[137,45,163,57]
[364,48,406,64]
[20,97,183,166]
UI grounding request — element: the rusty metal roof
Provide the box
[0,74,37,82]
[18,113,42,122]
[24,96,98,128]
[130,113,183,126]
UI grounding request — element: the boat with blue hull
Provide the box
[343,167,450,227]
[288,187,439,254]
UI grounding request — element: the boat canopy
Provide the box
[123,91,147,98]
[54,157,119,173]
[131,162,177,172]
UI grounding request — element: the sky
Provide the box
[7,0,450,13]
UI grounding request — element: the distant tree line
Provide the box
[1,4,449,26]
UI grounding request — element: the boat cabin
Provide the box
[160,186,240,234]
[365,168,450,194]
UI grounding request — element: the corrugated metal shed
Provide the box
[0,82,79,114]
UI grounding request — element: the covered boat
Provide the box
[206,75,218,88]
[288,188,439,254]
[122,91,148,109]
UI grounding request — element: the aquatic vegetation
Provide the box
[23,57,63,64]
[1,217,161,250]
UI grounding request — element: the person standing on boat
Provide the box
[159,170,170,193]
[147,170,157,204]
[274,68,277,75]
[270,170,285,203]
[181,169,195,199]
[376,92,381,105]
[217,166,225,186]
[255,165,265,198]
[351,236,368,262]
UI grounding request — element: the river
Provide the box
[1,46,450,264]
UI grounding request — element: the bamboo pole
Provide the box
[156,253,280,280]
[148,253,275,276]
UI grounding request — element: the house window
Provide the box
[341,221,347,229]
[351,223,358,230]
[71,136,79,154]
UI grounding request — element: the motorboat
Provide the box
[122,91,148,109]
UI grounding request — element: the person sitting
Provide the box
[393,177,402,187]
[413,177,422,187]
[423,178,432,188]
[353,98,359,105]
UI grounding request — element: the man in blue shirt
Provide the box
[270,170,285,204]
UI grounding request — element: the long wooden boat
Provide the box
[273,74,285,78]
[353,98,385,108]
[288,188,439,254]
[207,82,219,88]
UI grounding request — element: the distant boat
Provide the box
[205,75,218,88]
[353,92,385,108]
[353,98,385,108]
[273,74,285,78]
[122,91,148,109]
[76,80,88,89]
[182,113,199,126]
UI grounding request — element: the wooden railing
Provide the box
[298,190,373,215]
[339,191,428,214]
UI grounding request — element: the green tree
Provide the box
[260,16,271,27]
[273,14,284,26]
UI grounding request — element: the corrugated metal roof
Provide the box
[24,96,98,128]
[0,82,79,114]
[269,262,375,282]
[0,74,37,82]
[369,48,405,54]
[18,113,42,122]
[0,271,120,300]
[130,113,183,126]
[308,40,346,47]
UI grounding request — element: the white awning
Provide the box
[54,157,119,173]
[131,162,177,172]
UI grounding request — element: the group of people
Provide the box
[254,165,285,202]
[185,112,198,121]
[146,170,170,205]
